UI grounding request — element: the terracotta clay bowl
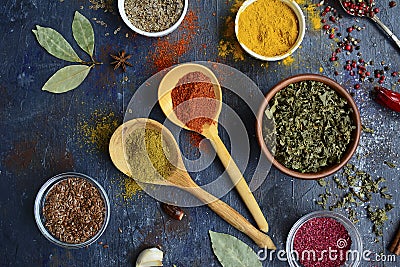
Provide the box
[256,74,361,180]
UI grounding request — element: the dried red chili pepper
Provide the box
[161,203,185,220]
[373,86,400,112]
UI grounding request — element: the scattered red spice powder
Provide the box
[149,10,198,72]
[171,71,217,133]
[293,217,352,267]
[189,132,205,148]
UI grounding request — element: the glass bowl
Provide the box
[34,172,110,248]
[286,211,363,267]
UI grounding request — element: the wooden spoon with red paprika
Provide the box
[158,63,270,233]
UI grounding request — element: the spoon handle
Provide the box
[178,176,276,249]
[206,132,269,233]
[371,15,400,50]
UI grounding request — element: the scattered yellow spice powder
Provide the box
[295,0,307,4]
[237,0,299,57]
[79,110,121,153]
[121,177,142,200]
[218,0,245,61]
[306,4,322,30]
[282,55,295,66]
[111,175,143,202]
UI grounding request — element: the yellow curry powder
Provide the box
[237,0,299,57]
[79,110,120,153]
[121,177,142,200]
[306,4,322,30]
[218,0,246,61]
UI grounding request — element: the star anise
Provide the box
[110,50,132,72]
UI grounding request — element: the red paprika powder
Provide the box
[149,10,198,72]
[171,71,217,133]
[293,217,352,267]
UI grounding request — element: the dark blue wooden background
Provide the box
[1,0,399,266]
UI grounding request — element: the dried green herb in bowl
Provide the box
[256,74,361,180]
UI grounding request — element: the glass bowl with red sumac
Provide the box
[286,211,362,267]
[34,172,110,248]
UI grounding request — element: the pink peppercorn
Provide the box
[293,217,352,267]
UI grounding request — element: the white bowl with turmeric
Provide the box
[235,0,305,61]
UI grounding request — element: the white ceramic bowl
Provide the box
[235,0,306,61]
[118,0,189,37]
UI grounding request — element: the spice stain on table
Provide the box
[3,140,38,173]
[148,10,199,72]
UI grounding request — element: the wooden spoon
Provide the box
[109,118,276,249]
[158,63,269,233]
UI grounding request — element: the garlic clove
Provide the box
[137,261,163,267]
[136,247,163,267]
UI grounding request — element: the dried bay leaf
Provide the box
[32,25,82,62]
[209,231,262,267]
[72,11,95,57]
[42,65,91,93]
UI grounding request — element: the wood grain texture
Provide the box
[0,0,399,266]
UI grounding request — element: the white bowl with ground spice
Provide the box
[118,0,188,37]
[34,172,110,248]
[235,0,305,61]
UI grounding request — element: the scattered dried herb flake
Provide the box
[315,164,394,238]
[384,161,397,168]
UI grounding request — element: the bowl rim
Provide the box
[235,0,306,61]
[286,210,363,267]
[34,172,111,248]
[256,74,362,180]
[118,0,189,37]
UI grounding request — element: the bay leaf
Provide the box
[72,11,95,57]
[42,65,91,93]
[33,25,82,62]
[209,230,262,267]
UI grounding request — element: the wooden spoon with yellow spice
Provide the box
[109,118,275,249]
